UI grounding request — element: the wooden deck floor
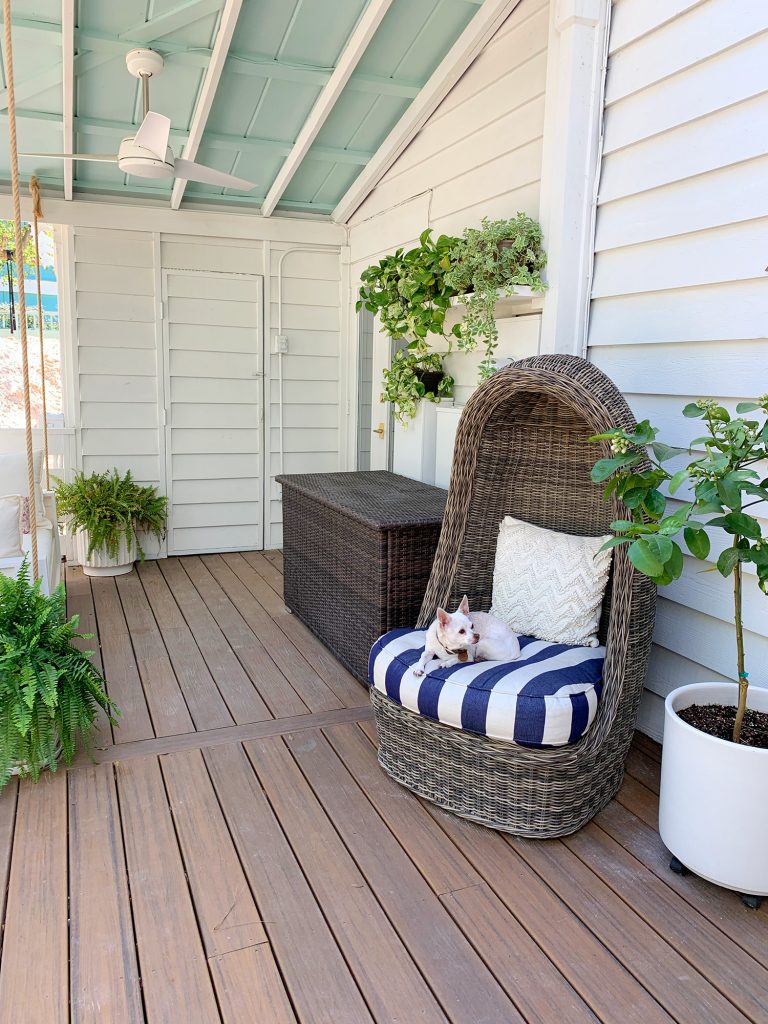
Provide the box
[0,551,766,1023]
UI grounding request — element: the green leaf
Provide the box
[609,520,636,532]
[663,543,684,581]
[628,539,664,577]
[591,454,642,482]
[716,477,742,510]
[598,537,631,552]
[722,511,763,540]
[646,535,674,564]
[736,401,760,413]
[668,468,689,496]
[651,442,684,463]
[643,489,666,518]
[684,526,710,560]
[621,487,649,509]
[717,547,742,578]
[683,403,705,418]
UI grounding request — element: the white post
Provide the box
[538,0,610,356]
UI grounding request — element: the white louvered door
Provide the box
[162,270,264,555]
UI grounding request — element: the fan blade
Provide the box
[173,158,256,191]
[20,153,118,162]
[133,111,171,159]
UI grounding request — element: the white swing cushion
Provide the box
[0,495,23,557]
[0,450,50,528]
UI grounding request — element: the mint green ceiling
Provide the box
[0,0,479,215]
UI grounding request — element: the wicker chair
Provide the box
[371,354,656,838]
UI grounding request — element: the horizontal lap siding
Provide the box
[74,229,160,486]
[349,0,549,412]
[588,0,768,739]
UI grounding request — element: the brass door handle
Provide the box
[372,422,385,438]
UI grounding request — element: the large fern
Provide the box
[54,468,167,560]
[0,563,117,786]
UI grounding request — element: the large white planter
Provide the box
[73,529,137,577]
[659,681,768,898]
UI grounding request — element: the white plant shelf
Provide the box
[446,286,544,330]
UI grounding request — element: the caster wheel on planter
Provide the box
[740,894,763,910]
[669,856,690,877]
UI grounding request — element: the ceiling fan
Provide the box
[22,48,256,192]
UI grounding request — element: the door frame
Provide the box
[160,267,266,555]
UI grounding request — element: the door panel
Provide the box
[163,270,264,555]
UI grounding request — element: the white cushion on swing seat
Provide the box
[0,450,50,528]
[0,495,23,557]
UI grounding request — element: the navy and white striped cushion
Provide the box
[368,629,604,748]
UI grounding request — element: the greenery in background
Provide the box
[445,215,547,380]
[55,469,167,561]
[0,219,54,271]
[381,350,454,425]
[357,229,460,351]
[590,397,768,743]
[0,563,116,785]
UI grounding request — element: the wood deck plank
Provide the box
[181,556,309,719]
[68,765,143,1024]
[262,549,284,573]
[245,735,448,1024]
[564,820,768,1020]
[65,566,112,742]
[157,558,272,724]
[116,756,221,1023]
[118,570,231,732]
[510,833,750,1024]
[242,549,285,596]
[202,554,343,713]
[209,946,298,1024]
[89,576,155,743]
[160,748,268,957]
[285,728,524,1024]
[0,772,69,1024]
[203,742,374,1024]
[222,552,369,708]
[0,779,18,942]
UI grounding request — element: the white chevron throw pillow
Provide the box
[490,516,613,648]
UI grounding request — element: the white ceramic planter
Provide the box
[659,681,768,897]
[73,529,137,577]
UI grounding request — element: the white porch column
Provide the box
[538,0,610,356]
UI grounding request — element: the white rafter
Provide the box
[261,0,393,218]
[62,0,74,200]
[332,0,523,223]
[170,0,243,210]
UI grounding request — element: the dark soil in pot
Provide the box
[677,703,768,749]
[414,369,445,395]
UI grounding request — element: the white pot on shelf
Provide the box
[659,681,768,899]
[73,528,137,577]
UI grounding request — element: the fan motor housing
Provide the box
[118,138,175,179]
[125,48,165,79]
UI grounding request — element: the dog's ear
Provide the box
[458,594,469,615]
[437,607,450,627]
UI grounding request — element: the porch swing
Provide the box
[370,354,657,838]
[0,2,60,594]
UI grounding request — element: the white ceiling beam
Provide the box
[332,0,523,224]
[62,0,74,200]
[260,0,394,218]
[170,0,243,210]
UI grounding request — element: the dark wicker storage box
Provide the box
[276,471,446,683]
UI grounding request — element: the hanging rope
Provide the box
[29,175,49,489]
[3,0,38,581]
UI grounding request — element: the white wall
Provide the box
[587,0,768,738]
[24,199,346,553]
[348,0,549,440]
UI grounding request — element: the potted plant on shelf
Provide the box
[445,215,547,380]
[381,350,454,425]
[55,469,167,577]
[590,397,768,904]
[0,562,117,785]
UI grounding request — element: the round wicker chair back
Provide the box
[372,354,656,837]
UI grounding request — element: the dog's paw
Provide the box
[413,668,425,677]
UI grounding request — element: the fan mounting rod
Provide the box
[125,49,164,118]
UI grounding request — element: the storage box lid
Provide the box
[275,471,446,530]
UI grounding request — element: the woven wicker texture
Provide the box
[277,471,446,682]
[372,354,657,837]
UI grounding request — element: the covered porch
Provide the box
[0,553,765,1023]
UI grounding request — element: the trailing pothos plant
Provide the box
[55,469,167,561]
[0,563,117,785]
[357,229,460,348]
[590,397,768,743]
[445,215,547,380]
[381,350,454,425]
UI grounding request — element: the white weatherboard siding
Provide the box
[348,0,549,469]
[67,219,342,554]
[588,0,768,739]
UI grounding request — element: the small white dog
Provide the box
[414,595,521,676]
